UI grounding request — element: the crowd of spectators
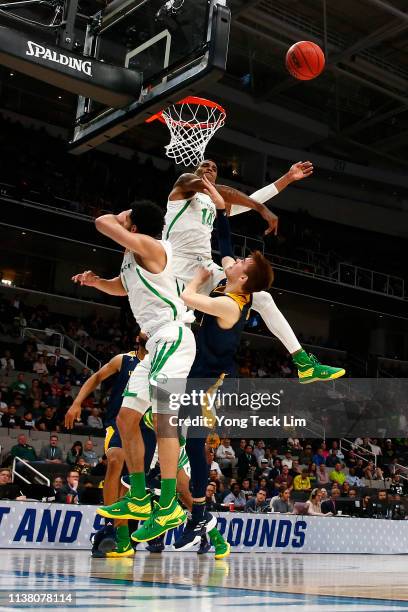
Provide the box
[6,433,104,472]
[0,358,101,433]
[203,435,408,519]
[0,293,137,363]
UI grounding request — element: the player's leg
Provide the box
[92,428,128,557]
[131,325,196,542]
[117,408,158,490]
[176,443,230,558]
[103,430,125,505]
[105,484,135,558]
[176,464,193,509]
[251,291,346,383]
[174,386,217,551]
[174,435,219,551]
[176,461,209,556]
[109,419,158,556]
[103,429,134,558]
[208,528,231,559]
[137,438,195,554]
[97,358,152,521]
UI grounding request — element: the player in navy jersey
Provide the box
[190,279,252,379]
[174,176,274,552]
[66,344,156,557]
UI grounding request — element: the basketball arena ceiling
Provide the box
[1,0,408,169]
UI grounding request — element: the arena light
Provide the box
[156,0,185,19]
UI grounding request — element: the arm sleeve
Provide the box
[230,183,279,216]
[216,209,234,258]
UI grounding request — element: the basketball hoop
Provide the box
[146,96,226,166]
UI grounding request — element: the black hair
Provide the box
[129,200,165,238]
[71,441,83,453]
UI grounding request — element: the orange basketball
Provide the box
[285,41,325,81]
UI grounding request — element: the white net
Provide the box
[159,97,226,166]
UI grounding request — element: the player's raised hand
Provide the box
[65,402,81,429]
[202,175,226,209]
[72,270,100,286]
[288,161,314,181]
[193,266,213,286]
[262,210,279,236]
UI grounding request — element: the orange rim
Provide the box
[146,96,226,127]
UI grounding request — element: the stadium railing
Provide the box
[21,327,101,373]
[12,456,50,486]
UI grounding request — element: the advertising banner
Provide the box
[1,501,407,554]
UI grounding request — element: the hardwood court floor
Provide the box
[0,550,407,611]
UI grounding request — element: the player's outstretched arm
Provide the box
[226,161,313,217]
[272,160,313,193]
[215,184,279,236]
[64,354,123,429]
[95,212,165,269]
[72,271,127,296]
[182,268,239,326]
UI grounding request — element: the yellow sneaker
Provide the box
[105,540,134,558]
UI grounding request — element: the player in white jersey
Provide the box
[165,160,345,384]
[72,200,196,542]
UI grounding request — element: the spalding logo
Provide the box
[26,41,92,77]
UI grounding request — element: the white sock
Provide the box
[252,291,302,355]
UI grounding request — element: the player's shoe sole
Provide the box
[298,368,346,384]
[214,541,231,560]
[105,543,135,558]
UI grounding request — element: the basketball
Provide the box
[286,41,325,80]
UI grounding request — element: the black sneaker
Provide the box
[197,534,211,555]
[146,535,165,553]
[91,524,116,557]
[174,513,217,551]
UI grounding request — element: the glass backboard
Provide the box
[71,0,230,153]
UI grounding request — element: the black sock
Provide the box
[191,501,206,524]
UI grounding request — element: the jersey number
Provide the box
[201,209,215,227]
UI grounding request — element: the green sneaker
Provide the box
[96,493,152,520]
[131,498,187,542]
[293,350,345,384]
[209,529,231,560]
